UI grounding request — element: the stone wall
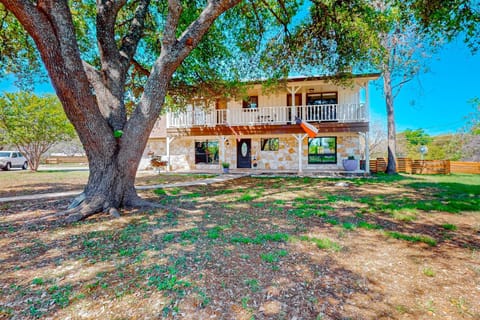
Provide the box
[145,132,363,171]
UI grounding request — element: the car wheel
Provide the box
[5,162,11,171]
[22,162,28,170]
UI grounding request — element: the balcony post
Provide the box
[287,86,301,123]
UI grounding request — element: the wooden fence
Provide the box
[450,161,480,174]
[369,158,479,174]
[45,156,88,164]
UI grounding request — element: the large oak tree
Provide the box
[0,0,247,222]
[1,0,319,222]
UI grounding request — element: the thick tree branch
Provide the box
[96,0,123,70]
[259,0,290,36]
[119,0,150,68]
[163,0,182,51]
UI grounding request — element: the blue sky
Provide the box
[369,39,479,135]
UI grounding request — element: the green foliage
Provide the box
[296,236,342,252]
[441,224,457,231]
[407,0,480,52]
[0,92,76,170]
[244,278,261,292]
[385,231,437,246]
[404,128,432,147]
[422,267,436,277]
[0,5,45,89]
[402,128,433,158]
[230,232,289,245]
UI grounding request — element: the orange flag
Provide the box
[296,117,318,138]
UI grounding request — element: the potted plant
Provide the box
[221,161,230,173]
[342,155,358,171]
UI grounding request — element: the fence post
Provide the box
[445,160,451,174]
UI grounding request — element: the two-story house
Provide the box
[145,74,380,174]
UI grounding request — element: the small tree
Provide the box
[403,128,433,158]
[0,92,76,171]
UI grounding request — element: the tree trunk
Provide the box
[384,68,397,174]
[62,137,150,223]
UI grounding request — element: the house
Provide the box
[145,74,380,174]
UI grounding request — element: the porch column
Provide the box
[365,82,370,121]
[293,134,307,173]
[166,136,175,172]
[365,132,370,174]
[287,86,301,123]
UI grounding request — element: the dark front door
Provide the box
[237,139,251,168]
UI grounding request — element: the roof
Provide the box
[244,72,381,86]
[285,73,381,82]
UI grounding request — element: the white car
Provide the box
[0,151,28,170]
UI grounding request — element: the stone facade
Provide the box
[145,132,363,172]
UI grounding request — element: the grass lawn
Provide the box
[0,173,479,319]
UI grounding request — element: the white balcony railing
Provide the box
[167,104,366,128]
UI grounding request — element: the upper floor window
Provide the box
[242,96,258,109]
[307,92,338,105]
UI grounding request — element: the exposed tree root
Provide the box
[24,193,199,227]
[125,195,165,209]
[61,196,106,223]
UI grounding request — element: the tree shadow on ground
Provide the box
[1,175,479,319]
[0,194,389,319]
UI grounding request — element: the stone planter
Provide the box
[342,159,358,171]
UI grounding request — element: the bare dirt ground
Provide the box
[0,174,479,319]
[0,170,217,198]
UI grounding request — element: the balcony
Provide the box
[167,104,367,128]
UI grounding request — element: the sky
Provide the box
[369,39,480,136]
[1,38,478,137]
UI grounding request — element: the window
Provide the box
[308,137,337,164]
[306,92,338,105]
[261,138,279,151]
[195,140,219,164]
[242,96,258,109]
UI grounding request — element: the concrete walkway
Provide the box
[0,173,248,203]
